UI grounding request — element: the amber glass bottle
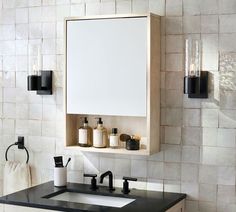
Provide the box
[78,117,92,147]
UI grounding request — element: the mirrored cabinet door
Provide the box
[66,17,147,117]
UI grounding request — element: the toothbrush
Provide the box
[65,158,71,167]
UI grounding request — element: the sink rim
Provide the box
[43,189,136,208]
[43,188,135,199]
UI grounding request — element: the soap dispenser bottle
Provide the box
[93,118,108,148]
[78,117,92,147]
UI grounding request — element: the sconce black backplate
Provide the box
[37,71,53,95]
[188,71,208,98]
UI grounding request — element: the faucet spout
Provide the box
[100,171,115,191]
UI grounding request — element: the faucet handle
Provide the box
[122,177,137,194]
[84,174,98,190]
[84,174,97,178]
[123,177,137,181]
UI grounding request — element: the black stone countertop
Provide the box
[0,181,186,212]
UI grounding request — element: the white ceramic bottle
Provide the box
[109,128,119,148]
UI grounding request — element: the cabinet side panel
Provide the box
[0,204,3,212]
[66,115,78,146]
[149,15,161,154]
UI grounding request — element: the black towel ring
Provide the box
[5,137,29,164]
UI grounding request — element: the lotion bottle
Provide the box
[93,118,108,148]
[78,117,92,147]
[109,128,119,148]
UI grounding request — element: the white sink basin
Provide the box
[50,192,135,208]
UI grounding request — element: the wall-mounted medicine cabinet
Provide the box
[64,13,160,155]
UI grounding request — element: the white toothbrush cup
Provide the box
[54,167,67,187]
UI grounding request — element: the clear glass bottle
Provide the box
[109,128,119,149]
[93,118,108,148]
[78,117,93,147]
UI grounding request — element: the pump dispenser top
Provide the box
[84,117,88,124]
[97,118,103,125]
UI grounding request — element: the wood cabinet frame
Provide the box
[64,13,160,155]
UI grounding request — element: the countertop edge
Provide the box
[159,195,187,212]
[0,182,187,212]
[0,194,187,212]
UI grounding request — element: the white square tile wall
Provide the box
[0,1,236,211]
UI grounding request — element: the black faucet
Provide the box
[100,171,115,191]
[84,174,98,190]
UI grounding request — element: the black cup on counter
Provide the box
[120,134,140,150]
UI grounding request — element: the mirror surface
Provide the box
[66,17,147,117]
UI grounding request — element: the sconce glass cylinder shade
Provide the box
[28,43,42,91]
[28,43,42,75]
[184,39,201,94]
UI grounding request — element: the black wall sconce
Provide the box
[27,43,53,95]
[184,39,208,98]
[27,71,53,95]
